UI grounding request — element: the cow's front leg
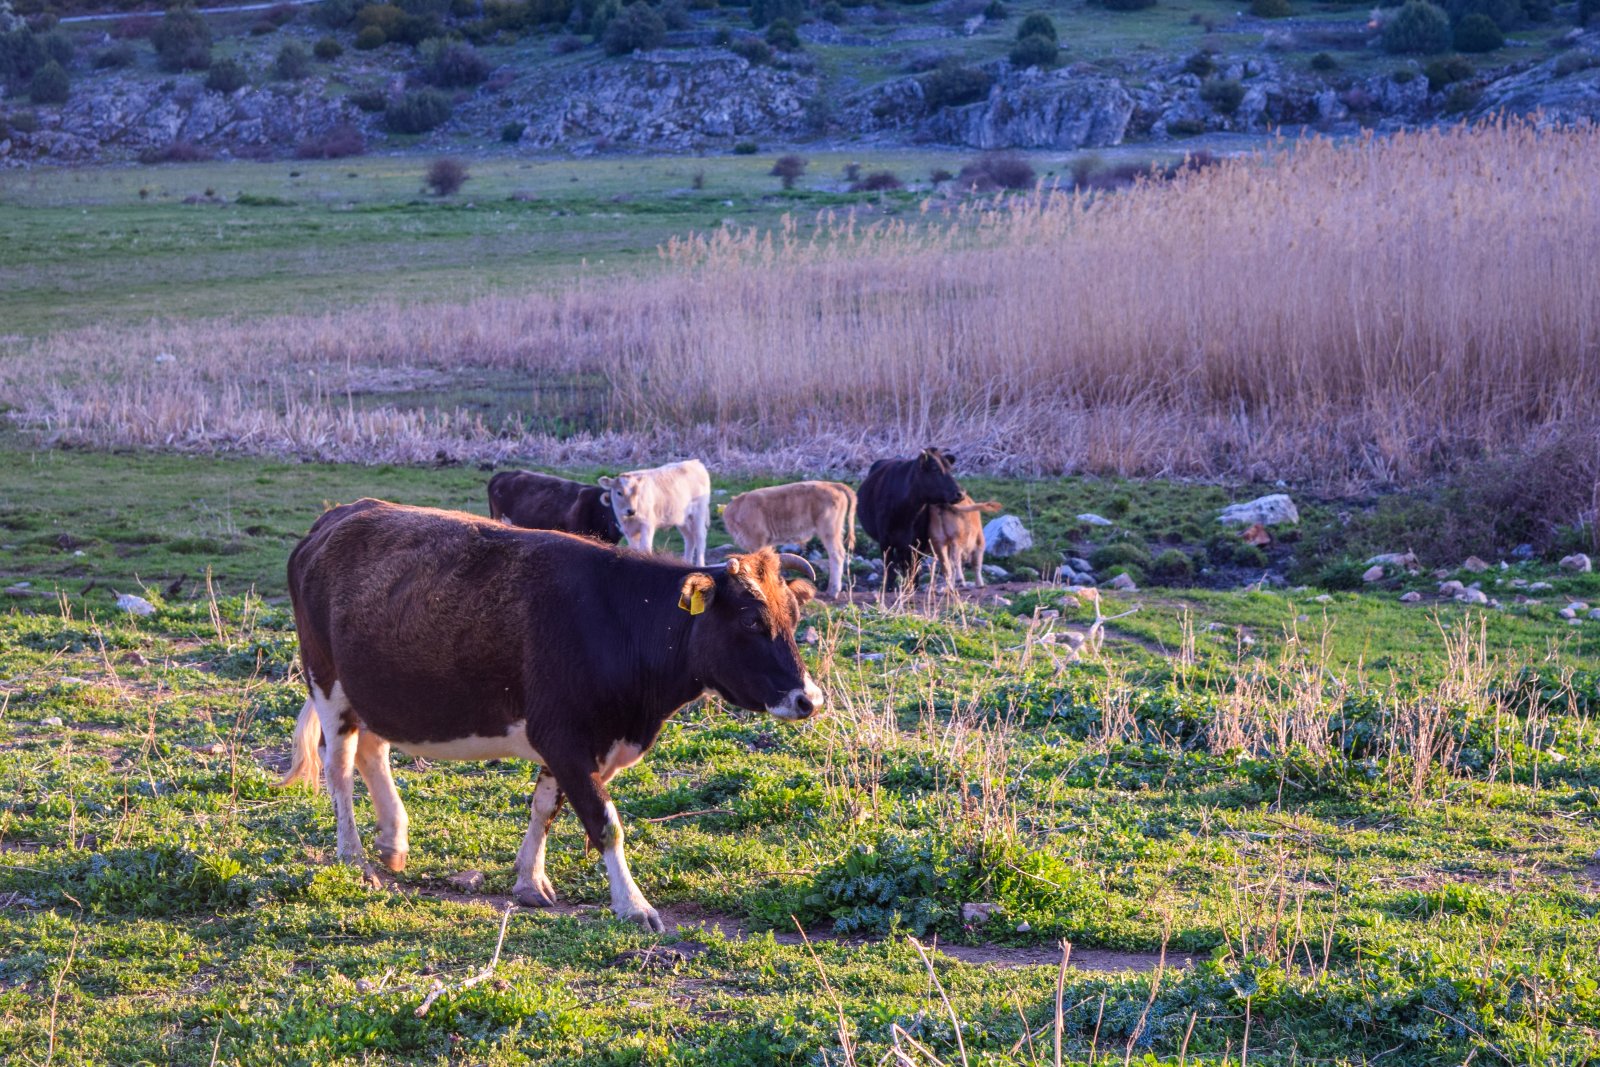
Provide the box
[354,732,409,872]
[551,763,662,932]
[512,769,564,907]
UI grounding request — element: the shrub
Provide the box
[958,151,1035,190]
[1100,0,1156,10]
[1009,32,1057,67]
[115,13,159,38]
[1554,49,1596,76]
[1425,52,1473,87]
[1089,541,1152,573]
[28,59,66,104]
[920,62,991,109]
[1309,50,1338,71]
[138,139,212,163]
[318,0,360,26]
[205,57,248,91]
[1582,0,1598,25]
[1183,49,1215,76]
[273,40,311,79]
[1150,548,1196,585]
[295,123,365,157]
[1453,12,1503,49]
[426,156,469,195]
[152,3,213,72]
[94,42,138,69]
[314,36,343,59]
[383,87,451,132]
[500,120,525,142]
[1383,1,1451,53]
[851,170,901,191]
[249,19,277,35]
[770,153,806,188]
[765,16,800,49]
[751,0,803,25]
[419,38,489,85]
[350,86,388,110]
[929,167,953,182]
[1443,81,1479,112]
[42,31,73,67]
[732,139,759,154]
[1200,77,1245,112]
[1446,0,1521,29]
[983,0,1007,17]
[1253,0,1291,13]
[1315,558,1367,591]
[602,1,665,54]
[821,0,845,21]
[729,34,771,62]
[1015,12,1057,41]
[354,24,386,47]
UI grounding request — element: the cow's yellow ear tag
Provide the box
[679,574,715,615]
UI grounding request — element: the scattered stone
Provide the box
[1567,601,1590,614]
[961,902,1001,924]
[1529,581,1554,592]
[154,352,176,364]
[1058,594,1080,610]
[613,941,707,971]
[993,596,1012,607]
[1560,606,1578,620]
[1053,565,1081,585]
[1400,591,1423,603]
[1560,553,1593,572]
[1512,543,1535,559]
[115,593,155,616]
[1066,557,1093,573]
[1106,573,1138,592]
[854,652,885,662]
[1461,556,1491,573]
[199,742,226,755]
[1218,494,1299,527]
[1366,551,1418,569]
[117,651,147,666]
[797,626,818,645]
[1456,588,1490,605]
[1438,580,1466,597]
[4,583,36,597]
[1240,523,1272,547]
[40,716,63,727]
[983,515,1033,557]
[1362,565,1386,583]
[1312,594,1333,603]
[1077,513,1113,526]
[1589,609,1600,621]
[1432,568,1452,579]
[446,869,485,892]
[1035,609,1060,620]
[1015,920,1032,933]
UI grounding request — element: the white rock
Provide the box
[1015,920,1032,933]
[1362,565,1386,583]
[1456,588,1489,605]
[1106,573,1138,592]
[154,352,176,364]
[1461,556,1491,573]
[1366,551,1418,568]
[1218,494,1299,526]
[798,626,818,645]
[446,869,485,892]
[1567,602,1590,613]
[1400,591,1422,602]
[1561,554,1593,572]
[854,652,885,662]
[1438,580,1466,596]
[116,593,155,616]
[1529,581,1553,592]
[1589,609,1600,621]
[1035,609,1060,620]
[1077,513,1113,526]
[1312,594,1333,603]
[1560,607,1578,620]
[40,716,64,727]
[961,902,1000,924]
[979,518,1030,559]
[982,564,1009,579]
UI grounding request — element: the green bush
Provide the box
[1554,49,1597,75]
[500,120,525,142]
[1315,558,1366,591]
[732,139,758,154]
[602,0,665,54]
[1100,0,1157,10]
[729,34,771,62]
[354,25,386,48]
[1309,50,1338,70]
[350,85,388,110]
[1383,1,1452,53]
[1200,77,1245,112]
[94,42,138,69]
[765,16,800,49]
[272,40,311,79]
[419,37,489,84]
[0,26,46,88]
[27,59,67,104]
[1582,0,1598,25]
[920,62,992,109]
[383,87,451,132]
[313,36,343,59]
[1015,12,1057,41]
[1446,0,1521,29]
[1252,0,1291,16]
[1009,32,1057,67]
[821,0,845,20]
[317,0,359,26]
[1150,548,1196,585]
[152,3,212,71]
[1183,49,1216,76]
[205,57,248,91]
[1453,12,1504,49]
[750,0,802,25]
[983,0,1007,16]
[1425,52,1473,88]
[1089,541,1152,573]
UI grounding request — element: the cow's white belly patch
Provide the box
[388,724,542,763]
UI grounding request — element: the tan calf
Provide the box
[928,494,1002,592]
[722,481,857,598]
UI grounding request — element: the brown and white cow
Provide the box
[721,481,857,599]
[598,459,712,566]
[275,498,822,931]
[928,494,1003,592]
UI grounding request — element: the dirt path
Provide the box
[401,881,1186,973]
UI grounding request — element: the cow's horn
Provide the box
[777,553,817,582]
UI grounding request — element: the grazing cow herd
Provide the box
[279,448,993,926]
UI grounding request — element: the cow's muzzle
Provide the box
[768,676,825,722]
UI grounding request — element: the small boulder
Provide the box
[983,515,1033,557]
[1461,556,1491,574]
[1241,523,1272,547]
[1400,591,1422,602]
[961,902,1000,924]
[1560,606,1578,620]
[446,869,485,892]
[798,626,818,645]
[40,716,64,727]
[1218,494,1299,527]
[1077,513,1113,526]
[1438,580,1466,597]
[1567,601,1590,613]
[1529,581,1553,592]
[982,564,1009,580]
[1362,565,1386,583]
[1456,588,1489,605]
[1560,553,1593,573]
[1366,551,1418,569]
[1589,609,1600,621]
[1106,573,1138,592]
[116,593,155,616]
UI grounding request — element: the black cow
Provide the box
[276,499,822,931]
[487,470,623,544]
[856,448,964,588]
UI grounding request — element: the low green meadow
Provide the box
[2,446,1599,1064]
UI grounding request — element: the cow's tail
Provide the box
[844,486,857,554]
[276,698,324,790]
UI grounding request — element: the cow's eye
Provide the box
[742,614,766,633]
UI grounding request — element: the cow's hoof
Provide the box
[617,904,665,933]
[360,864,383,889]
[377,848,408,873]
[513,876,558,908]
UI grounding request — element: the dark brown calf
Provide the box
[487,469,623,544]
[277,499,821,930]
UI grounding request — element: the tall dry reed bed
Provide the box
[5,120,1598,484]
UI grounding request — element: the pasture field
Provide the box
[4,447,1600,1064]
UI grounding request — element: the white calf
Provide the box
[599,459,712,566]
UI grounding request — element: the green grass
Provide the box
[3,448,1600,1063]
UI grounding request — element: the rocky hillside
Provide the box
[1,0,1598,164]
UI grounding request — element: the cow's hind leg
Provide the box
[549,761,662,932]
[311,682,368,871]
[354,732,409,872]
[512,769,564,907]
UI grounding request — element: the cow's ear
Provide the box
[786,578,816,608]
[599,491,611,507]
[942,450,956,468]
[598,476,614,489]
[678,573,717,615]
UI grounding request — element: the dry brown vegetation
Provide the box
[4,121,1597,484]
